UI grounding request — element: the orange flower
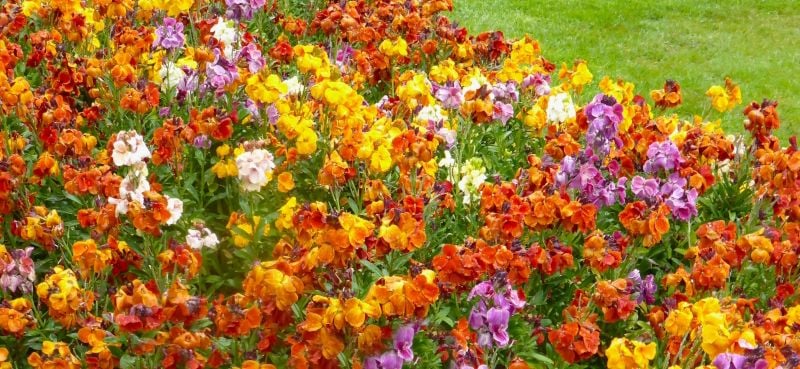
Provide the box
[72,239,112,278]
[0,298,33,335]
[651,80,683,109]
[27,341,81,369]
[243,260,304,311]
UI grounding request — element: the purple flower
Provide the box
[627,270,657,304]
[522,73,550,96]
[205,49,238,94]
[225,0,265,20]
[266,104,280,124]
[393,324,417,361]
[486,307,510,346]
[493,102,514,124]
[492,81,519,102]
[0,247,35,294]
[153,17,185,51]
[158,107,172,118]
[469,281,494,300]
[469,300,487,330]
[364,352,403,369]
[643,140,683,174]
[236,43,265,73]
[336,44,355,69]
[642,274,657,304]
[434,82,465,109]
[713,353,747,369]
[631,176,660,200]
[193,135,211,149]
[665,187,698,221]
[584,94,624,158]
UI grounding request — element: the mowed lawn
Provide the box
[451,0,800,139]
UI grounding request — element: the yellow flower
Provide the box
[605,338,656,369]
[369,145,392,173]
[599,76,634,104]
[164,0,193,16]
[246,73,288,104]
[665,302,694,337]
[379,37,408,58]
[706,78,741,112]
[430,60,459,84]
[700,312,732,358]
[786,305,800,326]
[509,36,541,66]
[21,0,41,16]
[559,60,593,92]
[211,159,238,178]
[295,128,318,155]
[293,44,331,79]
[275,197,297,231]
[217,144,231,157]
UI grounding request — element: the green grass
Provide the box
[451,0,800,140]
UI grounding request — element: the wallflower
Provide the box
[159,62,187,92]
[243,260,303,311]
[112,130,152,167]
[0,298,33,335]
[706,78,742,112]
[225,0,265,20]
[164,0,193,16]
[165,196,183,225]
[27,341,80,369]
[0,246,35,294]
[245,72,287,104]
[227,213,269,247]
[605,338,656,369]
[35,266,93,327]
[546,92,576,123]
[206,49,238,93]
[153,17,184,50]
[186,224,219,250]
[559,60,593,92]
[457,157,487,205]
[379,37,408,58]
[665,302,694,337]
[283,76,305,96]
[651,79,683,109]
[643,141,683,174]
[235,148,275,192]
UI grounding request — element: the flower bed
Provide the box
[0,0,797,368]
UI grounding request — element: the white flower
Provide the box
[417,105,447,124]
[186,226,219,250]
[546,92,576,123]
[283,76,305,96]
[159,61,186,92]
[108,197,130,216]
[439,150,455,168]
[211,17,237,58]
[235,148,276,192]
[112,130,152,167]
[457,158,486,205]
[165,196,183,225]
[119,164,150,205]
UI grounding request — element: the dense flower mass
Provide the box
[0,0,796,368]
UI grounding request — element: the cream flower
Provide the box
[112,130,152,167]
[235,148,276,192]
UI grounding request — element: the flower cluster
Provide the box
[0,0,796,368]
